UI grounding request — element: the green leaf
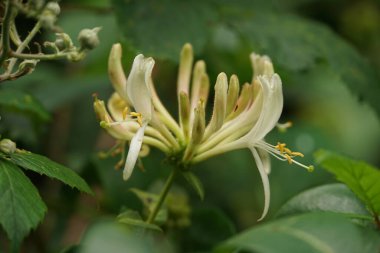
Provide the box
[181,207,236,252]
[315,149,380,216]
[231,12,380,114]
[0,160,47,248]
[276,183,371,220]
[182,171,205,200]
[111,0,218,61]
[215,212,379,253]
[0,89,50,122]
[129,188,168,224]
[78,220,173,253]
[117,209,162,232]
[6,151,92,194]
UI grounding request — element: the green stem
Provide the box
[146,168,177,224]
[0,0,15,66]
[9,51,70,60]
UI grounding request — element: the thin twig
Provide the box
[0,0,15,66]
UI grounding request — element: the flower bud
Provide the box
[78,27,101,50]
[177,43,193,96]
[226,82,252,120]
[190,60,206,109]
[250,53,274,80]
[108,43,129,103]
[226,74,240,116]
[39,13,57,30]
[0,139,16,154]
[45,2,60,16]
[204,72,228,139]
[179,92,190,140]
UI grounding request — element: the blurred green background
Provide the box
[1,0,379,252]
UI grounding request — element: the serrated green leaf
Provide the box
[112,0,218,61]
[0,89,50,122]
[276,183,371,220]
[214,212,379,253]
[231,12,380,114]
[0,160,47,249]
[182,171,205,200]
[6,151,92,194]
[315,150,380,217]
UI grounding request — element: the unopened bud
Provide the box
[108,43,129,102]
[0,139,16,154]
[190,60,206,109]
[250,53,274,80]
[226,82,252,121]
[179,92,190,140]
[199,73,210,107]
[177,43,193,96]
[78,27,101,50]
[226,75,240,116]
[204,72,228,138]
[39,13,57,29]
[45,2,60,16]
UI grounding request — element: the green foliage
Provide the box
[182,171,205,200]
[0,89,50,122]
[117,209,162,232]
[112,0,380,115]
[276,183,371,219]
[0,160,47,250]
[315,150,380,217]
[112,0,218,62]
[215,212,380,253]
[7,151,92,194]
[181,207,236,252]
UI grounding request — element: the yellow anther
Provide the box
[284,147,292,154]
[122,107,129,120]
[130,112,143,126]
[284,154,293,164]
[275,142,287,153]
[291,151,304,158]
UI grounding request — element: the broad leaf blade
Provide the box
[315,150,380,216]
[276,183,371,219]
[8,151,92,194]
[0,89,50,122]
[0,160,47,248]
[112,0,218,61]
[231,12,380,114]
[215,212,379,253]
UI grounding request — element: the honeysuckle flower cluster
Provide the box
[94,43,313,220]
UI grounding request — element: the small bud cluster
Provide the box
[0,1,101,82]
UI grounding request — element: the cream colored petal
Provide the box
[126,54,155,121]
[123,122,148,180]
[250,146,270,221]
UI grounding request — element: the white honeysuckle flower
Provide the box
[95,43,313,220]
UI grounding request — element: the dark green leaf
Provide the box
[0,160,47,248]
[276,183,371,219]
[117,209,162,232]
[7,151,92,194]
[181,207,235,252]
[215,212,378,253]
[182,171,205,200]
[0,89,50,122]
[231,12,380,114]
[78,220,173,253]
[112,0,218,61]
[315,150,380,216]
